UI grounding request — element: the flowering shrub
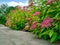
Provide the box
[24,0,60,43]
[5,0,60,43]
[6,7,29,30]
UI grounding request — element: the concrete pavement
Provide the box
[0,24,60,45]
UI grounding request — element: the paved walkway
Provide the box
[0,24,60,45]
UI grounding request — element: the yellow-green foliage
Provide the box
[6,8,29,30]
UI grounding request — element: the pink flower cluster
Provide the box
[26,17,30,20]
[30,22,38,30]
[46,0,55,5]
[33,12,40,16]
[23,23,29,31]
[6,19,12,26]
[26,17,32,24]
[41,18,53,28]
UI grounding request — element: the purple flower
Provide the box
[41,18,53,28]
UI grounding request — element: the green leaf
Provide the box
[58,35,60,40]
[39,30,50,38]
[40,29,44,33]
[42,30,50,35]
[50,33,58,43]
[43,35,49,40]
[49,30,54,38]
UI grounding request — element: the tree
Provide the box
[0,3,15,24]
[6,6,15,14]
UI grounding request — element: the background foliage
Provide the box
[0,4,15,24]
